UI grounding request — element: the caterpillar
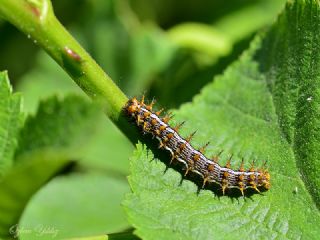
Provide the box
[124,96,270,196]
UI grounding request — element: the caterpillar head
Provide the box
[125,97,141,116]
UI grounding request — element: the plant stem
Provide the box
[0,0,138,142]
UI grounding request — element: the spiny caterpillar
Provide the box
[124,96,270,196]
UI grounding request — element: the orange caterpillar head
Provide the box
[259,170,271,190]
[125,97,141,116]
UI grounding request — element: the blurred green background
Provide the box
[0,0,286,239]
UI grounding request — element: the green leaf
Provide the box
[123,0,320,239]
[0,157,71,239]
[80,113,133,174]
[19,172,130,239]
[257,0,320,207]
[0,71,22,177]
[15,95,101,163]
[0,95,104,239]
[16,51,133,174]
[17,95,133,235]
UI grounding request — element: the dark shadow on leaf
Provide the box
[134,124,268,200]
